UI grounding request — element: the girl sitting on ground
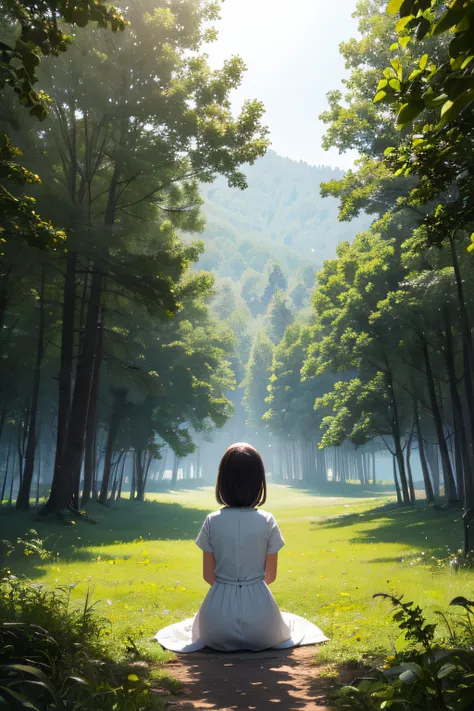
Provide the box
[156,442,327,652]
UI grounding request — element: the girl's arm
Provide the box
[264,553,278,585]
[203,551,216,585]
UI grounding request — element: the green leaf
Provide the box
[396,100,425,127]
[383,67,397,80]
[396,15,414,32]
[424,92,448,109]
[399,36,410,49]
[433,7,464,36]
[374,90,387,103]
[437,663,457,679]
[390,58,403,80]
[388,0,404,14]
[384,146,396,156]
[389,79,401,91]
[390,42,399,51]
[377,79,388,90]
[419,54,429,70]
[440,90,474,123]
[408,68,423,80]
[445,75,474,100]
[469,234,474,254]
[416,17,431,41]
[0,685,42,711]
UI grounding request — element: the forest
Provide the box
[2,0,474,533]
[2,1,474,709]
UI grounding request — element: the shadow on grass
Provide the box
[278,480,395,499]
[0,498,213,577]
[312,503,464,557]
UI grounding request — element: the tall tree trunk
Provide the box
[421,339,458,504]
[82,317,103,505]
[393,455,402,505]
[109,455,122,502]
[62,269,102,511]
[449,234,474,457]
[425,442,441,497]
[135,451,146,501]
[116,453,126,500]
[415,401,434,504]
[99,389,127,505]
[171,453,179,488]
[406,425,416,504]
[35,443,41,506]
[8,452,16,505]
[130,454,136,500]
[17,271,45,511]
[0,430,12,504]
[42,252,77,514]
[443,307,472,507]
[386,366,410,504]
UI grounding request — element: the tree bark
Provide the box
[171,452,180,488]
[99,389,127,505]
[116,453,126,500]
[386,366,410,504]
[63,269,102,510]
[1,430,12,504]
[82,316,103,506]
[393,455,402,505]
[42,252,77,514]
[443,307,473,508]
[405,425,416,504]
[415,401,435,504]
[17,271,45,511]
[421,339,458,504]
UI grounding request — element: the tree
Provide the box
[0,1,126,250]
[266,291,293,345]
[382,0,474,131]
[0,0,269,512]
[243,332,274,432]
[261,262,288,310]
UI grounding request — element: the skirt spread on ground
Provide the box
[155,579,328,653]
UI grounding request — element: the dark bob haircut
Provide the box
[215,442,267,508]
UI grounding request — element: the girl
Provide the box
[155,443,327,652]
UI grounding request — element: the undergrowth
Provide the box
[0,531,173,711]
[334,593,474,711]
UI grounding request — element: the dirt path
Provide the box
[161,647,346,711]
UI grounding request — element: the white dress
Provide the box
[155,508,328,653]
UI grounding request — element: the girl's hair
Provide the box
[216,442,267,508]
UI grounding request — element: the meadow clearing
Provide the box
[1,484,471,666]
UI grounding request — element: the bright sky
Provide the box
[205,0,360,170]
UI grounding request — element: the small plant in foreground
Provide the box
[334,593,474,711]
[0,534,167,711]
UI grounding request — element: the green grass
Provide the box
[1,484,471,665]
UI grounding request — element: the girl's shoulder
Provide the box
[256,508,277,523]
[205,508,276,520]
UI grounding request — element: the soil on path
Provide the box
[161,647,349,711]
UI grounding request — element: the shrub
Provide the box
[335,593,474,711]
[0,531,165,711]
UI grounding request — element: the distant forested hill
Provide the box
[190,150,371,452]
[198,150,370,278]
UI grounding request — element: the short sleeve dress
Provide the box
[155,508,327,653]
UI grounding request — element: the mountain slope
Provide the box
[199,150,370,272]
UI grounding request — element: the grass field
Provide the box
[1,484,472,665]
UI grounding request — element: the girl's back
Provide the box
[197,508,284,585]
